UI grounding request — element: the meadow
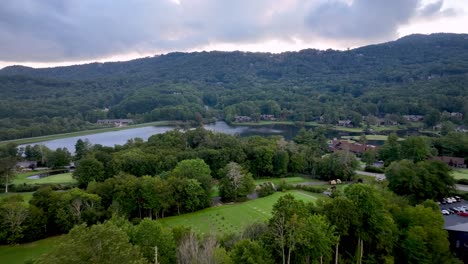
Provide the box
[13,172,76,185]
[0,236,63,264]
[158,190,322,235]
[452,169,468,180]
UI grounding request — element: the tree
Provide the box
[74,139,91,161]
[229,239,273,264]
[0,195,29,244]
[219,162,255,202]
[385,160,455,203]
[379,133,401,166]
[0,143,18,193]
[73,157,105,187]
[171,159,213,199]
[131,218,176,264]
[48,147,72,168]
[400,136,431,163]
[316,151,358,181]
[36,222,148,264]
[361,149,377,166]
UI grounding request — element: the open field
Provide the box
[159,190,322,235]
[453,169,468,180]
[0,121,179,146]
[13,172,76,185]
[254,176,314,186]
[0,236,63,264]
[0,192,34,204]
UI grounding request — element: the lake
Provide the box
[19,121,366,152]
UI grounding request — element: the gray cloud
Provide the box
[0,0,458,62]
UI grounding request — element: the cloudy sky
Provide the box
[0,0,467,69]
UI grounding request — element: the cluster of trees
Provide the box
[72,128,353,188]
[22,144,72,168]
[25,184,460,264]
[0,34,467,140]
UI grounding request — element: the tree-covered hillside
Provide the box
[0,33,467,140]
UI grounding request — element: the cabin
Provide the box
[402,115,424,122]
[260,114,276,121]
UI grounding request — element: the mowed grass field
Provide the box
[453,169,468,180]
[13,172,76,185]
[254,176,315,186]
[158,190,322,235]
[0,236,63,264]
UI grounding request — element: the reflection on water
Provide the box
[20,121,375,153]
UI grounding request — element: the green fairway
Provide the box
[13,172,76,185]
[254,176,315,186]
[0,192,34,204]
[158,190,322,235]
[0,236,63,264]
[453,169,468,180]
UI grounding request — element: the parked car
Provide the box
[441,210,450,215]
[457,211,468,217]
[447,208,456,214]
[455,196,462,202]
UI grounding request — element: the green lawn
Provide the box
[0,192,34,204]
[158,190,321,235]
[254,176,314,186]
[13,172,76,185]
[0,236,63,264]
[453,169,468,180]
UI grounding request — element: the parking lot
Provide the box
[440,199,468,228]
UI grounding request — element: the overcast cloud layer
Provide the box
[0,0,458,63]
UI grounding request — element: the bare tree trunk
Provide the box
[287,247,291,264]
[320,255,323,264]
[4,172,8,193]
[335,236,340,264]
[360,239,364,264]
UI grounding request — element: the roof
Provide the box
[445,222,468,232]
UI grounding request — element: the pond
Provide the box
[20,121,390,153]
[26,170,70,179]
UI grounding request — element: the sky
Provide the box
[0,0,467,69]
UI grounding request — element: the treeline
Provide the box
[0,33,467,140]
[4,184,460,263]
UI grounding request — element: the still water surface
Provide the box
[21,121,360,152]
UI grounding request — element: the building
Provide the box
[260,114,276,121]
[441,201,468,262]
[329,139,378,155]
[432,156,466,168]
[402,115,424,122]
[234,116,252,123]
[337,120,352,127]
[97,119,134,127]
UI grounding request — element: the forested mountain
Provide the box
[0,33,467,140]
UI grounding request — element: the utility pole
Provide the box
[154,246,159,264]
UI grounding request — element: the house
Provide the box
[16,161,38,169]
[97,119,134,127]
[329,139,378,155]
[432,156,466,168]
[260,114,276,121]
[402,115,424,122]
[337,120,353,127]
[443,111,464,119]
[234,116,252,123]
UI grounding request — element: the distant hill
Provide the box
[0,33,467,140]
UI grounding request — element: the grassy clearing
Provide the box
[0,192,34,204]
[0,236,63,264]
[158,190,321,235]
[453,169,468,180]
[254,176,315,186]
[13,172,76,185]
[0,121,179,146]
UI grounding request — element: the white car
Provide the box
[441,210,450,215]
